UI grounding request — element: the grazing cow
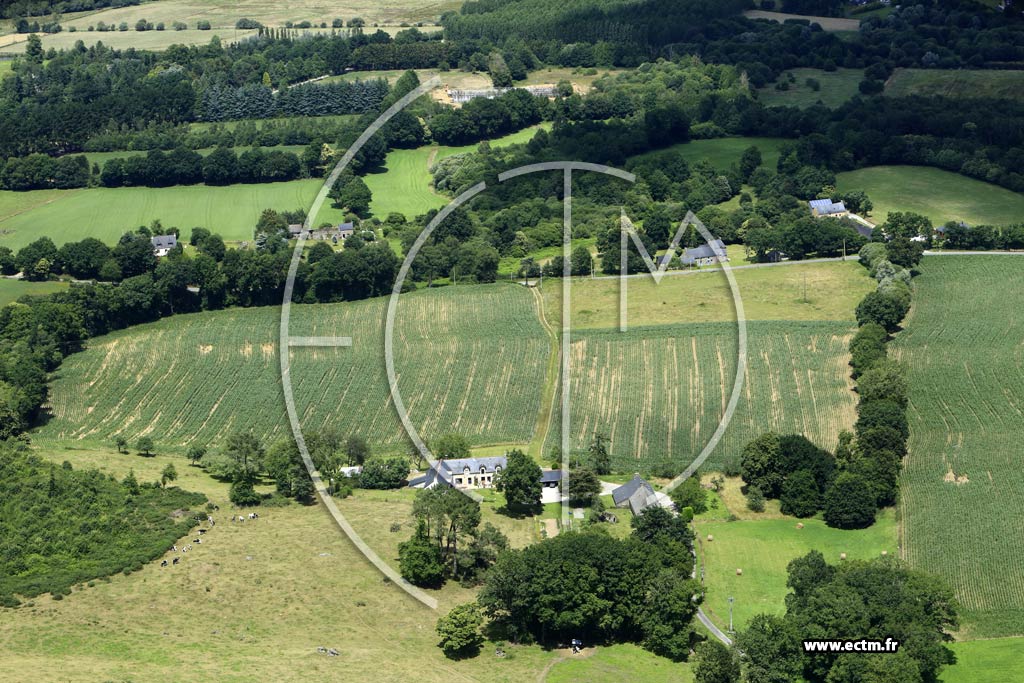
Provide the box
[172,557,179,565]
[238,516,245,523]
[172,545,178,552]
[160,560,168,567]
[193,538,200,544]
[199,528,206,534]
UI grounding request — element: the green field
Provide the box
[349,124,551,222]
[0,28,258,54]
[696,507,897,631]
[757,68,864,109]
[941,638,1024,682]
[895,256,1024,638]
[37,260,872,469]
[551,320,860,470]
[632,137,787,174]
[36,283,549,454]
[0,180,321,248]
[546,643,693,683]
[836,165,1024,227]
[885,69,1024,100]
[0,278,68,306]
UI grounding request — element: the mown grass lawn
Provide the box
[835,165,1024,227]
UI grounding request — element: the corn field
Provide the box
[547,320,859,471]
[893,256,1024,637]
[38,283,549,454]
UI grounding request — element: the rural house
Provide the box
[681,239,729,267]
[611,474,672,516]
[409,457,562,491]
[409,456,507,489]
[151,234,177,257]
[808,199,848,218]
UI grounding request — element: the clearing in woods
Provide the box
[757,68,864,109]
[0,279,68,306]
[894,256,1024,638]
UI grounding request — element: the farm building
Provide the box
[409,456,507,489]
[447,84,559,104]
[656,239,729,268]
[808,199,848,218]
[288,223,306,238]
[681,239,729,266]
[611,474,673,516]
[309,221,356,242]
[151,234,177,257]
[409,457,563,491]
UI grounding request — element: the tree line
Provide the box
[738,237,920,529]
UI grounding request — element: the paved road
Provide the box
[698,607,733,646]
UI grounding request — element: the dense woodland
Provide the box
[0,440,207,604]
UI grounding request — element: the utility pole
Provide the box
[842,238,846,261]
[728,596,735,634]
[803,273,808,303]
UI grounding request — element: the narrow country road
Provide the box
[698,607,733,646]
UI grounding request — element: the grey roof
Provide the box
[683,239,727,262]
[337,222,355,233]
[151,234,177,249]
[440,456,507,475]
[809,199,846,215]
[541,470,563,483]
[288,223,304,235]
[627,486,660,516]
[612,474,654,507]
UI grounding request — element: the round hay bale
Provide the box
[840,552,847,560]
[796,522,804,529]
[736,568,743,576]
[707,534,714,542]
[881,550,888,556]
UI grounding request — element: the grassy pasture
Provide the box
[632,137,788,174]
[885,69,1024,100]
[0,29,257,54]
[36,283,549,455]
[0,444,557,683]
[343,123,551,223]
[52,0,457,33]
[0,278,68,306]
[0,180,321,249]
[894,257,1024,638]
[757,68,864,109]
[836,165,1024,227]
[546,643,693,683]
[543,259,875,329]
[941,638,1024,682]
[695,507,897,631]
